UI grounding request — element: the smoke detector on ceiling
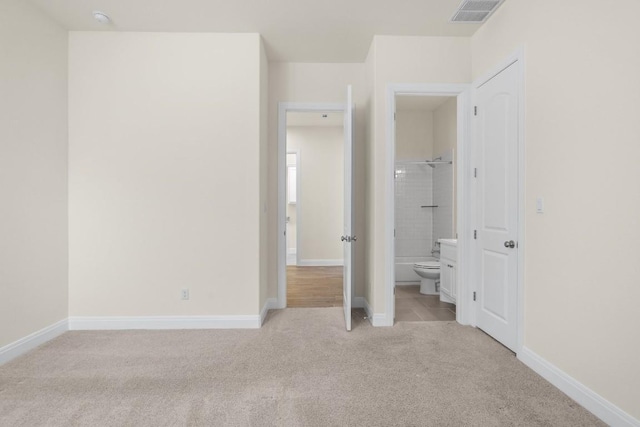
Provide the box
[450,0,505,23]
[93,11,111,25]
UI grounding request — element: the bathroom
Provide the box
[394,94,458,322]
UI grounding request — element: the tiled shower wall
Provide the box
[395,149,454,258]
[395,164,433,257]
[433,150,455,242]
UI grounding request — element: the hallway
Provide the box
[286,266,343,308]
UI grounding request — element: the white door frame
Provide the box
[277,102,346,308]
[471,48,526,353]
[285,150,301,265]
[385,83,472,326]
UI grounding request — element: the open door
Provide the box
[342,85,354,331]
[474,62,519,351]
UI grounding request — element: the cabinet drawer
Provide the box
[440,244,457,261]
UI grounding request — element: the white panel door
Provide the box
[475,62,519,351]
[342,85,354,332]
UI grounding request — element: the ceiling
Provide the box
[287,112,343,127]
[27,0,482,62]
[396,95,454,112]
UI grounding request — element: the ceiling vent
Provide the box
[450,0,505,23]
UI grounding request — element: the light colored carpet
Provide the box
[0,308,604,426]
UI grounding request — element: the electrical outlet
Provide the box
[181,289,190,300]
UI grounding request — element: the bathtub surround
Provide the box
[394,152,455,283]
[432,150,455,241]
[395,163,434,259]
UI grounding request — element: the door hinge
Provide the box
[473,230,477,239]
[394,229,396,238]
[394,112,396,121]
[474,168,477,178]
[474,106,478,116]
[394,287,396,295]
[473,291,477,301]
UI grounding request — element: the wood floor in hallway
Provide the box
[286,266,343,308]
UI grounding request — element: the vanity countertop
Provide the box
[438,238,457,246]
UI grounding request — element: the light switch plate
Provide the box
[536,197,544,213]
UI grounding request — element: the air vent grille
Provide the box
[450,0,504,23]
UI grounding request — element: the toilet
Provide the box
[413,261,440,295]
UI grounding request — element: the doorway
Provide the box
[393,94,458,322]
[277,87,355,331]
[386,84,470,327]
[285,111,345,308]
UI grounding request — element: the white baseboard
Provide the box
[0,318,68,366]
[260,298,278,325]
[297,259,344,267]
[69,315,262,330]
[354,298,387,327]
[518,346,639,427]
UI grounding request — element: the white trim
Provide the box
[518,347,640,427]
[297,259,344,267]
[385,83,470,327]
[260,298,278,325]
[278,102,346,309]
[69,315,262,330]
[0,319,68,365]
[470,47,526,353]
[286,149,302,265]
[355,297,386,326]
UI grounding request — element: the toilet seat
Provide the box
[413,261,440,270]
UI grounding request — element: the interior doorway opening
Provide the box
[384,84,471,328]
[393,95,458,322]
[285,111,345,308]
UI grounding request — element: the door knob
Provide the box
[341,236,346,242]
[351,236,357,242]
[504,240,516,249]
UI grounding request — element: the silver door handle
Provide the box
[341,236,347,242]
[351,235,357,242]
[504,240,516,249]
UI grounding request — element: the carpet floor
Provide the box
[0,308,604,426]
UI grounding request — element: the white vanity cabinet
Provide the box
[439,239,457,304]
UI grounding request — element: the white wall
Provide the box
[395,110,433,161]
[287,126,344,262]
[367,36,471,313]
[472,0,640,419]
[259,39,270,310]
[433,97,457,158]
[433,97,457,234]
[68,32,264,316]
[268,63,367,298]
[364,45,377,305]
[0,0,68,348]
